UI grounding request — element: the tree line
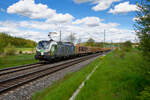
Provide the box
[0,33,37,53]
[134,0,150,99]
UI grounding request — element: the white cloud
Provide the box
[19,21,55,30]
[7,0,56,19]
[132,17,140,22]
[7,0,74,24]
[0,25,48,42]
[46,13,74,24]
[74,0,93,3]
[74,0,121,11]
[132,15,148,22]
[109,1,138,14]
[3,0,137,43]
[0,21,19,28]
[0,19,136,43]
[92,0,120,11]
[73,17,103,27]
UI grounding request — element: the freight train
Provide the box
[35,39,111,61]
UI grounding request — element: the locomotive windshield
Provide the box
[37,41,50,49]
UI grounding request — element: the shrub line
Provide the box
[69,63,100,100]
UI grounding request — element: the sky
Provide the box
[0,0,139,43]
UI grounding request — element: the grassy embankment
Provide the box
[32,57,101,100]
[32,49,150,100]
[0,33,38,69]
[75,49,149,100]
[0,54,38,69]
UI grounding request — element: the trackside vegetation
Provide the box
[32,48,150,100]
[32,58,101,100]
[0,33,36,48]
[0,33,36,55]
[75,49,150,100]
[134,0,150,99]
[0,33,38,69]
[0,54,38,69]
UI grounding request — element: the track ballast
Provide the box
[0,53,103,95]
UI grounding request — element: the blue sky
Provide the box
[0,0,139,43]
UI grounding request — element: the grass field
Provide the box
[32,49,149,100]
[0,54,38,69]
[32,57,101,100]
[75,49,149,100]
[16,48,35,51]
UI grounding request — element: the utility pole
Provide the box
[60,30,61,42]
[104,29,105,48]
[111,40,113,49]
[48,32,51,40]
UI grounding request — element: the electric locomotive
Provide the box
[35,39,75,61]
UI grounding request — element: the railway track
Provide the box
[0,53,102,95]
[0,63,43,76]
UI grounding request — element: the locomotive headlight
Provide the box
[37,49,46,55]
[41,52,44,55]
[40,49,49,55]
[36,48,50,56]
[39,49,44,55]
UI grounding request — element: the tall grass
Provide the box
[75,49,150,100]
[0,54,38,69]
[32,58,101,100]
[3,43,17,55]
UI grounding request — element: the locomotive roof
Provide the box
[38,40,74,46]
[57,42,74,46]
[38,40,50,43]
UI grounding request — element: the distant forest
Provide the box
[0,33,37,49]
[78,38,137,48]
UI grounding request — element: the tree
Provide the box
[66,33,76,43]
[134,1,150,99]
[0,33,37,49]
[123,41,132,48]
[86,38,95,47]
[135,0,150,59]
[121,41,132,52]
[94,42,104,48]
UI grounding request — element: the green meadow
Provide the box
[0,54,38,69]
[75,49,149,100]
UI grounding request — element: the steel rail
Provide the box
[0,53,101,95]
[0,63,44,76]
[0,62,40,72]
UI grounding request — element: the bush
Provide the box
[0,56,2,65]
[121,41,132,52]
[134,0,150,97]
[19,50,22,54]
[137,86,150,100]
[4,44,17,55]
[0,49,3,55]
[115,48,125,58]
[135,0,150,60]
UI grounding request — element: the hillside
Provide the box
[0,33,36,50]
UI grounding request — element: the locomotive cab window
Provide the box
[37,41,50,50]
